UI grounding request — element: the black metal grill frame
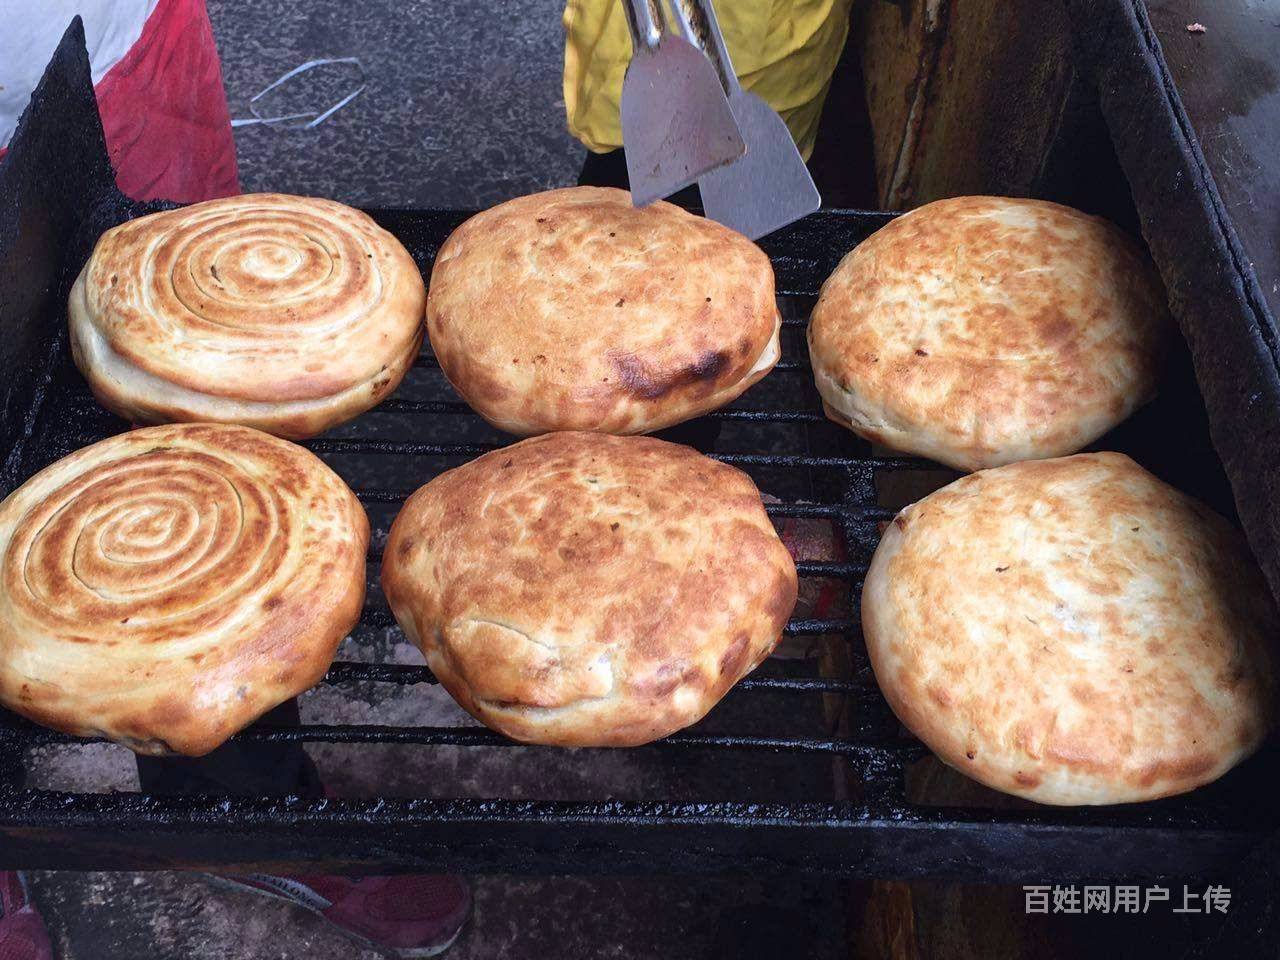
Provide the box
[2,200,1277,879]
[2,16,1278,882]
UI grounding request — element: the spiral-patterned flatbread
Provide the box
[0,423,369,755]
[69,193,425,439]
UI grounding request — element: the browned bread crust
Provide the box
[381,432,798,745]
[809,197,1168,471]
[863,452,1277,804]
[426,187,780,435]
[69,193,425,439]
[0,423,369,755]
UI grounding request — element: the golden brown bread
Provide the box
[69,193,425,439]
[0,423,369,756]
[808,197,1168,471]
[425,186,780,435]
[381,431,798,746]
[862,452,1277,805]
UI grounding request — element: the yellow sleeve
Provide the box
[563,0,852,160]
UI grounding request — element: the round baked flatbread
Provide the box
[863,452,1276,804]
[69,193,425,439]
[808,197,1168,471]
[381,431,798,746]
[426,186,780,435]
[0,423,369,755]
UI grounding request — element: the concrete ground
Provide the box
[28,871,850,960]
[209,0,584,209]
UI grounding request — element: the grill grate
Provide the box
[1,203,1278,881]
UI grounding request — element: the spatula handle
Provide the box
[622,0,662,52]
[664,0,741,95]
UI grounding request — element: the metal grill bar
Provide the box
[231,727,917,755]
[10,721,917,756]
[69,435,934,474]
[356,602,857,636]
[361,553,863,577]
[320,660,871,693]
[375,397,825,422]
[352,490,892,525]
[783,618,858,635]
[306,437,939,472]
[413,351,810,371]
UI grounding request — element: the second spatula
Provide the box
[674,0,822,239]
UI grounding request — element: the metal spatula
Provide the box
[675,0,823,239]
[620,0,746,207]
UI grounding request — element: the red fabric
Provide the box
[93,0,239,202]
[324,876,471,948]
[0,874,53,960]
[0,0,240,199]
[360,875,470,923]
[223,873,471,952]
[288,874,354,905]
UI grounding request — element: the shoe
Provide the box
[0,872,53,960]
[210,873,471,958]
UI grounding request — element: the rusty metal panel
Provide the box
[854,0,1079,207]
